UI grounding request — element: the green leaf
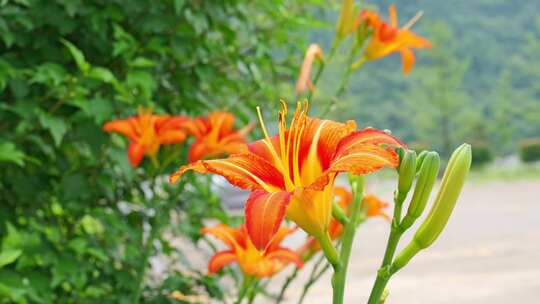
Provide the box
[129,57,156,68]
[89,66,116,84]
[0,249,22,268]
[80,97,113,124]
[60,38,90,73]
[39,113,67,147]
[80,215,104,236]
[0,142,25,166]
[173,0,185,15]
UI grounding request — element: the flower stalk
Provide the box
[368,144,471,304]
[331,175,364,304]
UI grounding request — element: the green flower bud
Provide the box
[336,0,356,41]
[397,150,416,203]
[400,152,440,230]
[392,144,471,272]
[415,150,429,174]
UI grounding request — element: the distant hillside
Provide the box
[307,0,540,155]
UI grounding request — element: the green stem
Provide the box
[235,276,253,304]
[247,280,260,304]
[306,45,338,103]
[133,209,160,303]
[332,201,350,226]
[331,176,364,304]
[275,268,299,304]
[367,196,405,304]
[316,232,340,271]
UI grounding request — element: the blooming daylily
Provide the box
[299,187,390,255]
[356,4,431,74]
[328,187,390,239]
[171,101,403,250]
[183,112,252,162]
[201,224,303,278]
[295,44,323,93]
[103,107,189,167]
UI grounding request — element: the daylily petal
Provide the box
[208,250,237,273]
[170,153,285,192]
[334,186,353,209]
[103,118,138,141]
[400,47,415,74]
[201,224,243,249]
[127,142,145,167]
[187,139,211,163]
[245,190,292,251]
[208,112,235,138]
[156,116,189,131]
[247,135,282,165]
[328,144,400,176]
[299,117,356,173]
[335,128,404,156]
[158,129,187,145]
[364,194,391,220]
[266,247,304,269]
[182,117,207,138]
[266,226,296,252]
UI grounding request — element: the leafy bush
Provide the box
[519,138,540,162]
[470,141,492,167]
[0,1,317,302]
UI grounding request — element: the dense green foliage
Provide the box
[0,1,319,302]
[0,0,537,302]
[519,138,540,163]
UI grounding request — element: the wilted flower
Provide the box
[356,4,431,74]
[103,107,188,167]
[172,101,403,251]
[296,44,324,93]
[183,112,252,162]
[201,224,302,278]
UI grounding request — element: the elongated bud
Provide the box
[415,150,429,173]
[400,152,440,230]
[392,144,471,272]
[397,150,416,201]
[336,0,356,41]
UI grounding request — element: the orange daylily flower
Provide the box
[363,193,391,220]
[356,4,431,74]
[296,44,323,93]
[171,101,403,251]
[201,224,303,278]
[183,112,253,162]
[103,107,189,167]
[299,187,390,255]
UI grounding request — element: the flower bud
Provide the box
[336,0,357,40]
[397,150,416,200]
[400,152,440,230]
[392,144,471,271]
[415,150,429,173]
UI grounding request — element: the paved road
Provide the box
[275,180,540,304]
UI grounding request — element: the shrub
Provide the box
[470,141,492,167]
[519,138,540,162]
[0,1,317,302]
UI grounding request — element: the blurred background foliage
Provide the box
[0,0,323,302]
[312,0,540,159]
[0,0,539,303]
